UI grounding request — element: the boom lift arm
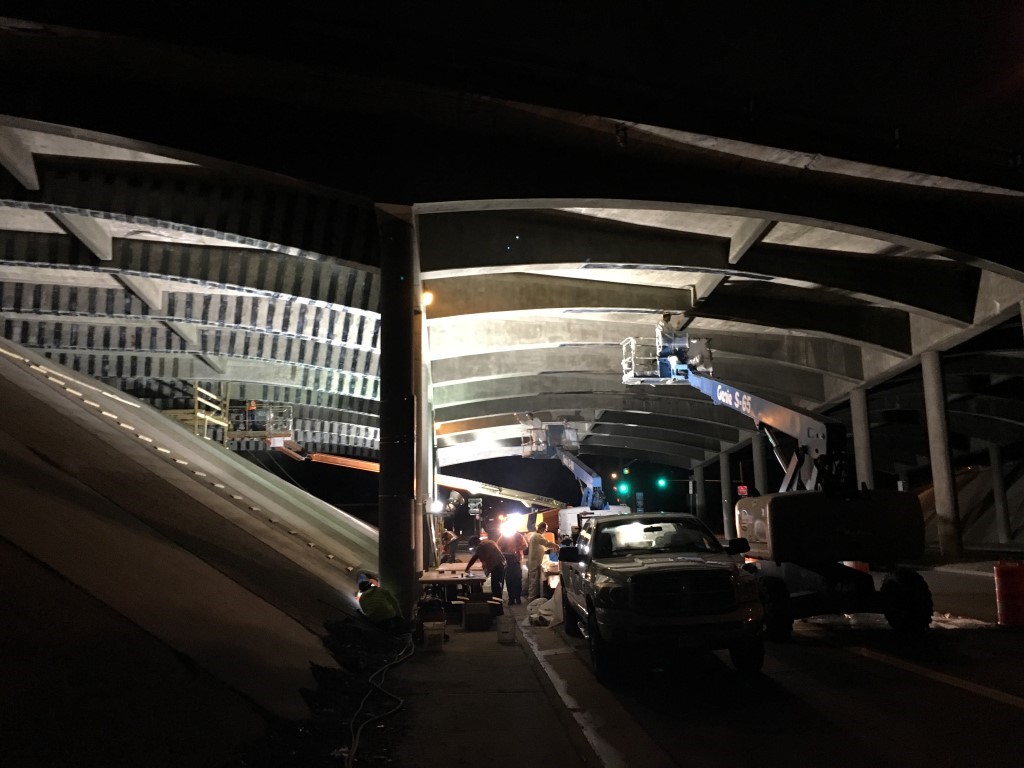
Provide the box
[622,321,931,638]
[621,329,847,493]
[518,414,609,509]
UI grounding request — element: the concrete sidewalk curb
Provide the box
[516,611,677,768]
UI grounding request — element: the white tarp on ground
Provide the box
[526,587,563,627]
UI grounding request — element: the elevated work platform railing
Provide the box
[163,382,231,441]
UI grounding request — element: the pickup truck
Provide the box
[559,513,765,682]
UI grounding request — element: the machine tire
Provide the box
[587,608,619,684]
[881,567,933,633]
[760,576,794,642]
[729,637,765,674]
[563,587,583,637]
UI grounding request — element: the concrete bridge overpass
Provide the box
[3,6,1024,567]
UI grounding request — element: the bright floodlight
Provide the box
[500,513,523,537]
[430,499,444,513]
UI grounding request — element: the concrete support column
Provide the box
[693,464,707,523]
[376,211,417,617]
[921,350,962,559]
[719,448,736,539]
[850,387,874,491]
[412,217,429,573]
[989,444,1012,544]
[414,311,433,570]
[751,431,768,496]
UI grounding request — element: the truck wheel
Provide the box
[587,610,619,684]
[729,637,765,674]
[562,587,582,637]
[761,577,793,642]
[881,567,933,633]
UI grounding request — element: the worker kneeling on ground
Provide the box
[357,579,409,635]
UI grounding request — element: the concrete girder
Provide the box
[437,439,525,467]
[739,242,981,324]
[0,290,381,361]
[433,411,599,438]
[872,395,1024,449]
[595,410,746,445]
[417,209,729,274]
[25,348,379,399]
[434,413,521,437]
[430,346,621,385]
[588,422,722,454]
[116,274,165,311]
[728,218,773,265]
[0,230,381,312]
[435,423,542,450]
[435,207,981,325]
[692,331,865,381]
[98,376,380,420]
[0,316,380,381]
[433,392,756,432]
[196,354,225,374]
[0,126,40,190]
[421,272,693,320]
[164,320,200,347]
[579,433,709,464]
[49,211,113,261]
[953,391,1024,425]
[709,354,827,403]
[691,281,916,354]
[870,381,1024,414]
[0,155,379,267]
[426,315,648,359]
[431,373,645,408]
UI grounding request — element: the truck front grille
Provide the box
[631,571,736,616]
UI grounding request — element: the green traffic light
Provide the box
[656,477,668,489]
[617,482,630,494]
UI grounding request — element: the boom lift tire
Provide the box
[880,567,933,633]
[760,576,794,641]
[563,587,583,637]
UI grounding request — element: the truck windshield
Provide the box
[593,519,722,556]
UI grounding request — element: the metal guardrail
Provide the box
[621,336,660,380]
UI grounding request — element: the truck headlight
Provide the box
[595,584,629,608]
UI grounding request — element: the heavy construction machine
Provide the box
[620,320,933,638]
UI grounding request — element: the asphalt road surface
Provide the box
[560,613,1023,768]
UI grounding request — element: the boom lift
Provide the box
[518,415,629,537]
[621,321,933,638]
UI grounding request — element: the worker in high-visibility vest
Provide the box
[247,400,257,430]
